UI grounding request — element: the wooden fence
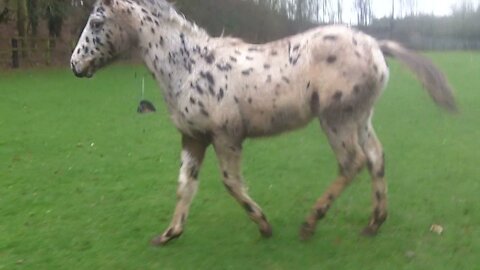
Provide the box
[0,37,69,69]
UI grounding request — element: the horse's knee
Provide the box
[339,148,366,177]
[222,176,243,195]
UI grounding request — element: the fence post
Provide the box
[46,38,51,65]
[11,38,19,68]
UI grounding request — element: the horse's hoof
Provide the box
[360,226,378,237]
[151,235,168,246]
[260,225,273,238]
[299,222,315,241]
[150,231,183,246]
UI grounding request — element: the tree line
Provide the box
[1,0,480,57]
[0,0,75,56]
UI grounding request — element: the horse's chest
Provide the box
[167,102,211,136]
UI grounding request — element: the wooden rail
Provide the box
[0,37,56,68]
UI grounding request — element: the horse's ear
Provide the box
[104,0,112,6]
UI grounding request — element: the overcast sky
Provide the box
[342,0,480,23]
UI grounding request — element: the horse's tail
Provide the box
[378,40,457,112]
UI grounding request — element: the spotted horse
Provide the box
[70,0,457,246]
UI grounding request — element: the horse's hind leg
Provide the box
[213,135,272,238]
[358,118,388,236]
[300,120,366,240]
[151,134,209,246]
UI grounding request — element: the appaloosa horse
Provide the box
[70,0,457,246]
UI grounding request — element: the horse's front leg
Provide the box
[151,134,209,246]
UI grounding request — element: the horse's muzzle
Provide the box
[71,61,93,78]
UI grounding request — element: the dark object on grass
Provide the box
[137,100,156,114]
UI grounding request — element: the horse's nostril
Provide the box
[71,62,85,78]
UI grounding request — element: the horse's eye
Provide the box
[90,20,104,30]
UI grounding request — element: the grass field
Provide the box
[1,52,479,269]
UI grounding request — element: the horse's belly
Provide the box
[243,105,313,138]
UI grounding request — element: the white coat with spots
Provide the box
[70,0,457,246]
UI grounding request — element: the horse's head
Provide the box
[70,0,135,78]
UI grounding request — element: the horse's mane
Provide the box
[130,0,173,13]
[129,0,209,38]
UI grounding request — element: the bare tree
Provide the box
[355,0,372,26]
[0,0,11,23]
[404,0,417,16]
[16,0,28,57]
[295,0,305,21]
[321,0,329,22]
[452,0,475,14]
[390,0,395,37]
[337,0,343,23]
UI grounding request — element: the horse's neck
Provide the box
[135,13,211,95]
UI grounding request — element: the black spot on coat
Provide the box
[323,35,338,41]
[243,202,254,213]
[200,71,215,86]
[327,55,337,63]
[333,91,343,101]
[204,52,215,64]
[242,68,253,76]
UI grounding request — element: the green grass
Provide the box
[1,52,479,269]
